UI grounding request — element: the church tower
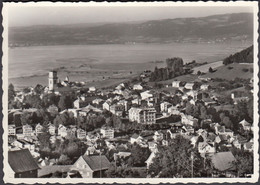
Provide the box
[48,71,58,91]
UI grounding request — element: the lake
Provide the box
[8,42,251,88]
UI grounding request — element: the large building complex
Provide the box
[128,107,156,124]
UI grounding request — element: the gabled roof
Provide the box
[8,149,40,173]
[131,133,140,139]
[82,155,111,171]
[239,119,251,126]
[211,152,236,171]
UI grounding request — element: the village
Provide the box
[7,60,254,178]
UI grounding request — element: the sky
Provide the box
[6,3,254,27]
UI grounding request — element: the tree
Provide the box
[222,116,233,129]
[53,112,75,127]
[58,154,72,165]
[129,144,150,167]
[66,141,80,159]
[38,132,51,150]
[231,148,253,177]
[34,84,44,94]
[42,93,60,108]
[197,71,202,76]
[24,94,43,108]
[148,135,205,177]
[58,95,74,111]
[208,67,214,73]
[8,83,16,101]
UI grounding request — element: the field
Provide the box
[202,63,253,80]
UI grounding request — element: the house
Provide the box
[73,98,88,109]
[130,133,143,144]
[182,125,195,135]
[8,149,40,178]
[198,142,216,157]
[181,114,198,127]
[13,139,35,151]
[190,136,199,147]
[211,152,236,177]
[100,127,114,139]
[8,125,16,135]
[244,141,253,152]
[48,124,56,135]
[35,123,43,136]
[58,124,68,138]
[110,104,124,117]
[172,81,181,88]
[88,86,96,92]
[133,84,143,91]
[167,129,181,139]
[73,154,111,178]
[232,139,242,149]
[129,107,156,124]
[202,98,217,106]
[239,119,251,131]
[102,101,112,111]
[186,90,198,100]
[77,128,87,140]
[22,124,33,137]
[148,142,158,153]
[184,83,195,90]
[160,102,172,113]
[92,98,104,105]
[167,106,181,115]
[140,90,153,100]
[200,84,210,91]
[114,152,131,161]
[153,131,164,142]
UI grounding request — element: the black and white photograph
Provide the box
[2,2,259,184]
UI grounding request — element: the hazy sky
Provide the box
[7,4,254,27]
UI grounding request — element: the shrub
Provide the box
[227,66,233,70]
[242,68,249,72]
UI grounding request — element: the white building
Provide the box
[100,127,115,139]
[129,107,156,124]
[200,84,210,91]
[140,90,153,100]
[8,125,16,135]
[160,102,172,112]
[35,123,43,136]
[181,114,198,126]
[88,86,96,92]
[184,83,195,90]
[58,124,68,138]
[77,129,87,140]
[22,124,33,137]
[48,124,56,135]
[172,81,181,88]
[133,84,143,91]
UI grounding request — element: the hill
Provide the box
[223,45,253,65]
[202,63,253,80]
[9,13,253,47]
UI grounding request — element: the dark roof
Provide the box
[211,152,236,171]
[82,155,111,171]
[8,149,40,173]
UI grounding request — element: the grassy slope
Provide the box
[202,63,253,80]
